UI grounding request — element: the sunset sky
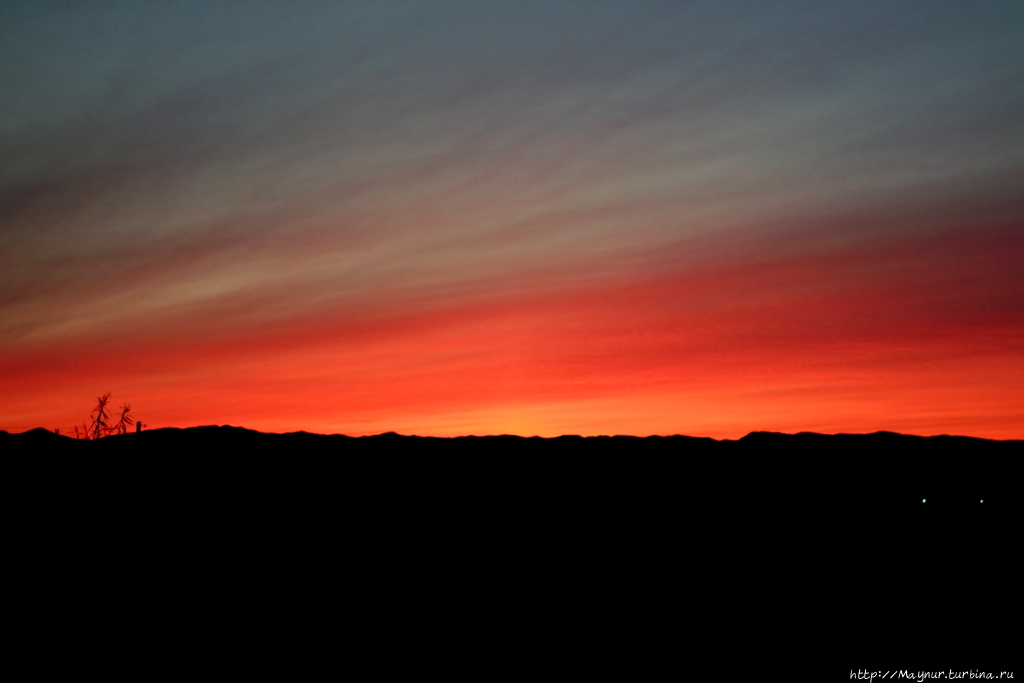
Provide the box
[2,1,1022,438]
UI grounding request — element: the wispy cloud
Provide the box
[2,1,1022,435]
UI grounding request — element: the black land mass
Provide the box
[3,425,1019,657]
[2,425,1018,510]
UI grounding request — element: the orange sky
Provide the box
[3,3,1023,438]
[4,221,1021,438]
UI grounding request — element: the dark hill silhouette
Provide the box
[3,425,1018,510]
[3,425,1018,658]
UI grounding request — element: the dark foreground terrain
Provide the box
[4,426,1020,663]
[3,425,1018,508]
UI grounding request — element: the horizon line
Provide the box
[6,425,1022,443]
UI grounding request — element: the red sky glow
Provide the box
[2,2,1022,438]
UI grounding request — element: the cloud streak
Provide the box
[2,1,1022,436]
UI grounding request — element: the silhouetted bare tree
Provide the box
[70,394,137,439]
[110,403,133,435]
[89,393,111,440]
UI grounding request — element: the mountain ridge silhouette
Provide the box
[4,425,1018,511]
[5,423,1017,656]
[3,424,1019,442]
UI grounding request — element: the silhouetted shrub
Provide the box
[73,394,133,439]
